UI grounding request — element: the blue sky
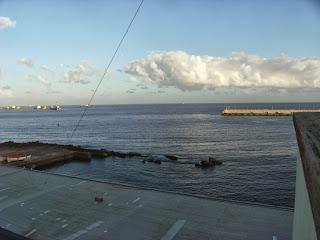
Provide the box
[1,0,320,105]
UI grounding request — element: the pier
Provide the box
[222,107,320,116]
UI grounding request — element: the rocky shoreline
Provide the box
[0,141,222,170]
[0,141,146,169]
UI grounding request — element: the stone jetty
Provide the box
[0,141,142,169]
[222,107,320,116]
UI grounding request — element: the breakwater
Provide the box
[222,107,320,116]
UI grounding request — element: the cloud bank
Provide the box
[0,16,16,31]
[124,51,320,91]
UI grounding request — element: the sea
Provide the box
[2,102,319,208]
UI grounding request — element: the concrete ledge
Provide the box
[293,113,320,239]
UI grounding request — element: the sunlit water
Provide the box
[2,103,317,208]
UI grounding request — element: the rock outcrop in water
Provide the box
[164,154,178,160]
[142,158,162,164]
[195,157,222,168]
[0,141,223,170]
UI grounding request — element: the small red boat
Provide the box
[0,152,32,162]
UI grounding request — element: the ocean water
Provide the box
[1,103,318,208]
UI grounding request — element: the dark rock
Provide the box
[208,157,222,165]
[126,152,143,157]
[215,160,222,165]
[145,158,162,164]
[90,150,108,158]
[195,157,222,168]
[164,154,178,160]
[95,196,104,203]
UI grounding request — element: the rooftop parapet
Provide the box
[293,113,320,239]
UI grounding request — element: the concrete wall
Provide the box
[293,155,317,240]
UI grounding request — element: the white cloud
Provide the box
[0,86,13,97]
[63,61,100,84]
[126,89,136,94]
[41,64,50,71]
[0,16,16,31]
[18,58,34,68]
[124,51,320,91]
[28,74,51,88]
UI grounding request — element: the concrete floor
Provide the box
[0,166,292,240]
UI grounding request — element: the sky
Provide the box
[1,0,320,105]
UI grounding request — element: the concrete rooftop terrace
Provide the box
[0,166,292,240]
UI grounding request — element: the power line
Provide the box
[69,0,145,140]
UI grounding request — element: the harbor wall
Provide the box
[292,155,317,240]
[222,108,320,116]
